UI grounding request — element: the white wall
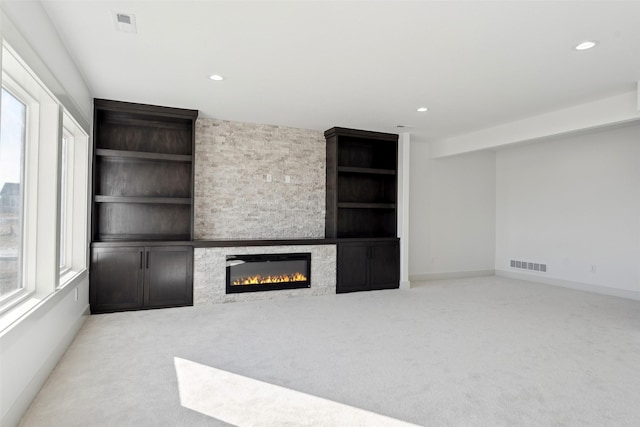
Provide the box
[0,279,89,427]
[409,143,496,279]
[397,133,411,288]
[495,123,640,298]
[0,2,92,427]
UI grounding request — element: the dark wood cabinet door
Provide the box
[144,246,193,308]
[337,242,370,293]
[90,247,144,313]
[370,240,400,290]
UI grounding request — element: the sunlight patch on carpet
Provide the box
[174,357,418,426]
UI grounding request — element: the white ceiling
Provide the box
[40,0,640,143]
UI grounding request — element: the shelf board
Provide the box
[336,233,398,239]
[96,233,192,242]
[337,202,396,209]
[95,149,192,162]
[95,196,192,204]
[337,166,396,175]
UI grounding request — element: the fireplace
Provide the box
[226,253,311,294]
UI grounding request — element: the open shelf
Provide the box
[336,137,397,170]
[337,172,396,205]
[95,202,191,238]
[94,104,194,156]
[95,156,192,199]
[336,208,397,238]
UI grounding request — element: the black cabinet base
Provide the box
[90,245,193,314]
[336,239,399,293]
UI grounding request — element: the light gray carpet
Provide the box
[18,276,640,426]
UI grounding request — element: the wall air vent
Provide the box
[114,12,137,33]
[510,259,546,273]
[117,14,131,24]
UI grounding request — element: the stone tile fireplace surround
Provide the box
[193,119,335,304]
[194,244,336,304]
[194,118,325,240]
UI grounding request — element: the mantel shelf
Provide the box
[94,196,192,204]
[95,148,192,162]
[337,166,396,175]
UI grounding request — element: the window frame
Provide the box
[59,128,71,276]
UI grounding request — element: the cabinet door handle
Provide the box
[146,251,150,269]
[139,251,143,269]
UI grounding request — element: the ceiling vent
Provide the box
[114,12,137,33]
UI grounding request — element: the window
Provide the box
[0,88,26,301]
[0,41,89,316]
[58,111,89,285]
[59,131,69,273]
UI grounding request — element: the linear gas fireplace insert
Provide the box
[226,253,311,294]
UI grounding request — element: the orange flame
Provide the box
[232,272,307,286]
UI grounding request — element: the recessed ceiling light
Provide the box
[417,107,428,112]
[209,74,224,81]
[574,40,598,51]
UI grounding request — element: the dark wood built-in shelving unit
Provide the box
[90,108,400,309]
[325,127,400,293]
[92,99,197,242]
[90,99,198,313]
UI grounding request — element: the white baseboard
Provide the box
[399,280,411,290]
[410,269,495,282]
[495,269,640,301]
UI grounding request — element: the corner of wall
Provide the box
[409,147,497,277]
[495,269,640,301]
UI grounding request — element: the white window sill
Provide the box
[59,268,84,289]
[0,294,40,333]
[0,269,87,334]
